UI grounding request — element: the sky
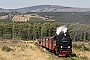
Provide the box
[0,0,90,9]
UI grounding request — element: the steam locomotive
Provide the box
[38,31,72,57]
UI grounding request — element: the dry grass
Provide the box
[73,42,90,60]
[0,41,50,60]
[73,49,90,60]
[0,40,86,60]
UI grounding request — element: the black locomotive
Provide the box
[38,31,72,57]
[54,31,72,57]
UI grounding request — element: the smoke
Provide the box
[56,25,68,35]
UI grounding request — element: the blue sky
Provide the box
[0,0,90,9]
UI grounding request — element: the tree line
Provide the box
[0,22,90,41]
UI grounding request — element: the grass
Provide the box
[0,55,6,60]
[0,42,50,60]
[73,42,90,60]
[72,57,84,60]
[43,46,83,60]
[0,41,90,60]
[2,46,13,52]
[46,52,83,60]
[73,43,90,51]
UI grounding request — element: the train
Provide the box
[38,31,72,57]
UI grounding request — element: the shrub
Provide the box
[2,46,12,52]
[73,43,77,48]
[80,56,88,60]
[80,44,89,51]
[88,42,90,45]
[21,47,25,51]
[73,43,80,49]
[73,43,90,51]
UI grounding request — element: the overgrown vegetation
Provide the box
[73,43,90,51]
[72,43,90,60]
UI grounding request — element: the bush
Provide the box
[73,43,78,48]
[88,42,90,45]
[2,46,12,52]
[73,43,89,51]
[80,56,88,60]
[73,43,81,49]
[80,44,89,51]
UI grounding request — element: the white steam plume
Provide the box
[56,25,68,35]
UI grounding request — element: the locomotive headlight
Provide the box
[61,46,63,48]
[68,46,70,48]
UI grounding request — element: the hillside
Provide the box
[0,8,9,12]
[0,12,90,24]
[0,5,90,13]
[36,12,90,24]
[0,40,86,60]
